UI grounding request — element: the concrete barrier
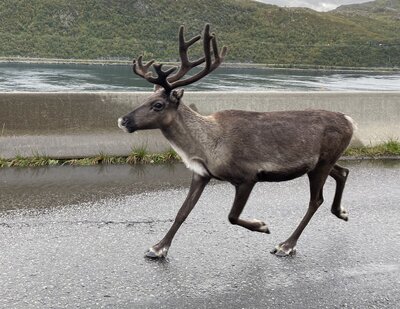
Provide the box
[1,91,399,159]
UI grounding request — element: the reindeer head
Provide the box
[118,24,227,133]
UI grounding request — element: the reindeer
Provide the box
[118,24,356,259]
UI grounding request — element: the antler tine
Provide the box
[210,34,228,70]
[179,26,201,58]
[132,56,155,78]
[168,25,206,83]
[169,24,227,90]
[133,56,177,92]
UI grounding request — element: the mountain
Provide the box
[334,0,400,18]
[0,0,399,67]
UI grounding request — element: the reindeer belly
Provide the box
[206,158,315,184]
[256,165,310,182]
[255,158,318,182]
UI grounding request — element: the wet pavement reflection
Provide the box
[0,160,399,308]
[0,164,191,213]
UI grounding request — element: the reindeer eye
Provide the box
[152,102,164,111]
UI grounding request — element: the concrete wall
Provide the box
[0,91,399,159]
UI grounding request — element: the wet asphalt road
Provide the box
[1,160,399,308]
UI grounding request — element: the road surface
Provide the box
[1,160,399,308]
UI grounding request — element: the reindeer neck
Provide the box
[160,103,217,159]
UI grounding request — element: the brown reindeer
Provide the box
[118,24,355,259]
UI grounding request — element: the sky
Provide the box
[254,0,372,12]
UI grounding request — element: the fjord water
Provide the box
[1,62,399,92]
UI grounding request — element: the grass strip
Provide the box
[344,139,400,158]
[1,141,399,168]
[0,148,180,168]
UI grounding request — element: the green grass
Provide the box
[1,142,399,168]
[2,155,59,167]
[0,148,180,168]
[344,139,400,157]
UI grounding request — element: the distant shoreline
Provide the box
[0,57,399,73]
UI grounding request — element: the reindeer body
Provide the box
[119,24,355,259]
[162,104,354,185]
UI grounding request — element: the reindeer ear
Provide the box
[169,89,184,104]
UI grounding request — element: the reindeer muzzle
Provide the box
[118,116,136,133]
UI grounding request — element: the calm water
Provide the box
[0,62,399,92]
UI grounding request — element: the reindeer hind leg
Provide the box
[272,163,332,256]
[329,164,350,221]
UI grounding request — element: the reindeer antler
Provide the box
[132,24,227,93]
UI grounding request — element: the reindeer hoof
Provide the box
[271,244,296,257]
[145,247,169,259]
[332,208,349,221]
[251,219,270,233]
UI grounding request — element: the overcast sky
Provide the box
[255,0,372,12]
